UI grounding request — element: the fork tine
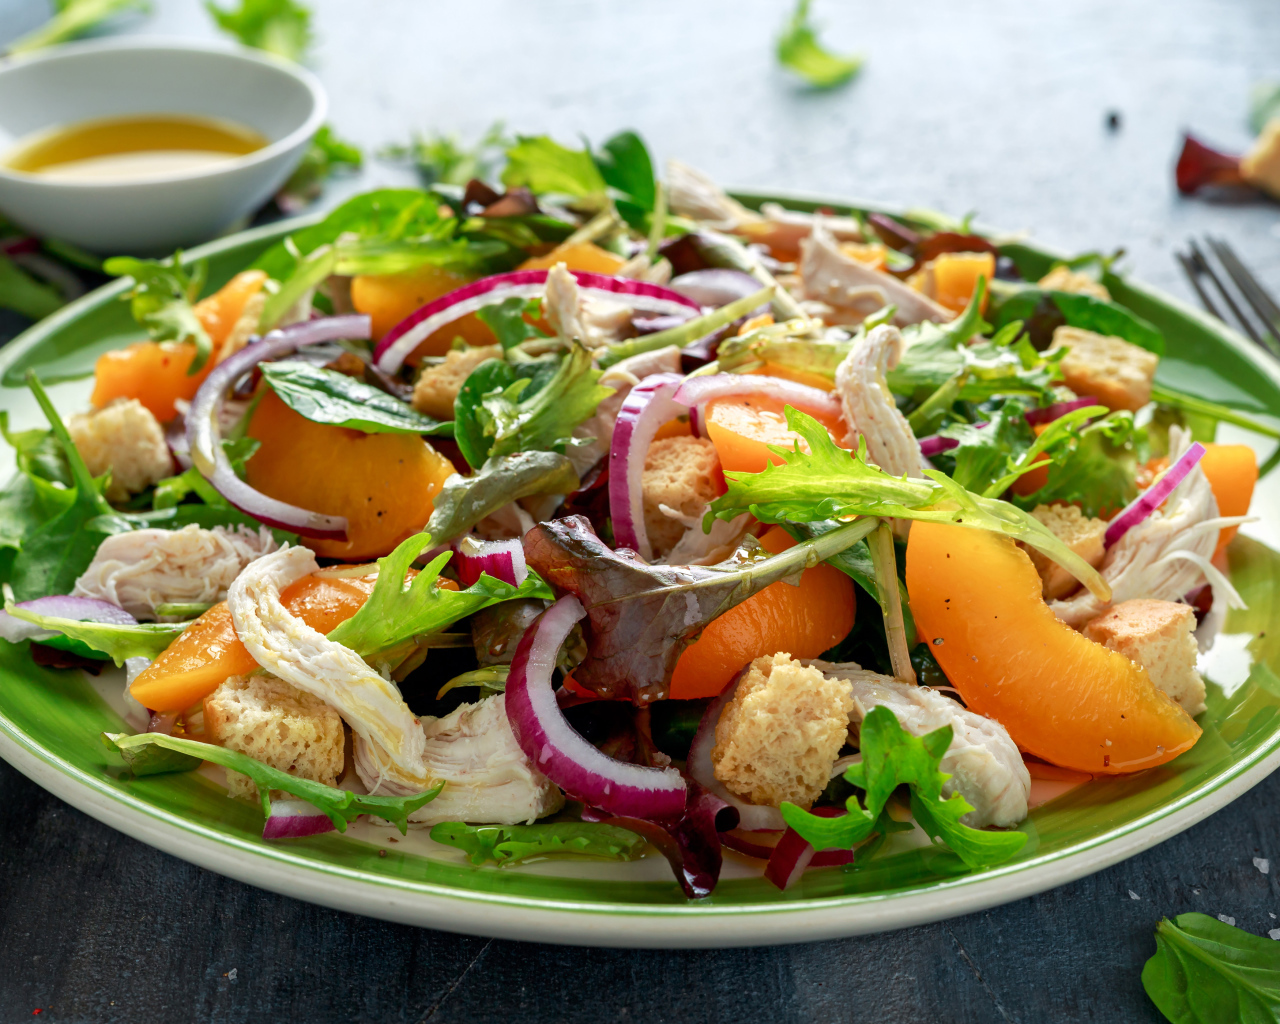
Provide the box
[1188,239,1270,349]
[1206,237,1280,355]
[1177,250,1225,321]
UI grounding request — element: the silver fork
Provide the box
[1176,237,1280,359]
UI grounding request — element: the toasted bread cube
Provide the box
[68,398,172,503]
[1027,504,1108,599]
[204,674,345,801]
[712,652,854,809]
[1037,265,1111,302]
[641,435,723,557]
[1242,119,1280,199]
[411,344,502,420]
[1083,599,1206,716]
[1050,326,1158,412]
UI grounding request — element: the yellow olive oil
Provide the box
[3,114,269,182]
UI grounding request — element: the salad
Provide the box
[0,129,1269,900]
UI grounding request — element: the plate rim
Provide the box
[2,197,1279,947]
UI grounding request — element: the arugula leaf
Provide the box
[707,406,1109,600]
[430,821,648,866]
[260,360,453,435]
[0,254,65,321]
[206,0,312,62]
[989,284,1165,355]
[502,136,607,201]
[3,592,187,664]
[382,121,509,187]
[781,706,1027,869]
[7,0,148,56]
[1142,913,1280,1023]
[326,531,553,660]
[104,253,214,374]
[103,731,441,832]
[424,450,580,545]
[776,0,864,90]
[9,372,113,601]
[276,125,363,213]
[476,297,549,352]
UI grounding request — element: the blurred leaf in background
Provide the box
[7,0,149,56]
[0,256,66,321]
[776,0,863,90]
[276,124,363,213]
[1250,81,1280,135]
[381,122,510,188]
[206,0,312,63]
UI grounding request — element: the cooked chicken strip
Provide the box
[1050,427,1248,627]
[835,323,928,479]
[807,659,1030,828]
[801,222,952,327]
[543,262,631,348]
[667,159,766,231]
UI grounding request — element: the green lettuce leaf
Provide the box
[1013,410,1142,518]
[776,0,863,89]
[3,590,188,663]
[707,406,1109,599]
[206,0,312,62]
[593,130,657,228]
[0,409,72,486]
[261,360,453,435]
[103,731,442,832]
[103,253,214,374]
[1142,913,1280,1023]
[780,706,1027,870]
[424,450,580,545]
[326,530,553,660]
[429,821,648,866]
[7,0,148,56]
[487,343,613,459]
[452,357,560,469]
[502,136,606,200]
[0,254,66,320]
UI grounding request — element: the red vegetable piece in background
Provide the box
[868,213,920,251]
[1175,133,1246,194]
[481,187,539,218]
[915,232,1000,264]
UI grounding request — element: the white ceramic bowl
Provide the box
[0,37,326,254]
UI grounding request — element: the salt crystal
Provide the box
[1255,857,1271,875]
[1271,929,1280,941]
[1219,914,1236,926]
[1129,890,1140,900]
[228,968,238,982]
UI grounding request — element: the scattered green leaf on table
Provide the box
[206,0,312,63]
[277,125,363,213]
[776,0,864,90]
[7,0,149,56]
[261,360,453,435]
[430,821,649,866]
[103,253,213,373]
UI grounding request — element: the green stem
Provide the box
[646,181,668,264]
[597,286,774,368]
[869,522,916,684]
[1150,382,1280,441]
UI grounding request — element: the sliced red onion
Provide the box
[186,315,371,539]
[673,374,842,440]
[919,435,961,457]
[453,536,528,588]
[374,269,701,374]
[686,676,787,832]
[1105,442,1207,548]
[0,595,136,643]
[607,372,687,560]
[262,799,338,839]
[720,829,851,866]
[763,808,853,891]
[1023,396,1100,426]
[505,596,687,818]
[669,269,764,309]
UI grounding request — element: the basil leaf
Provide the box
[430,821,648,867]
[261,360,452,436]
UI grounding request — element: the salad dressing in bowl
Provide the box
[4,114,269,183]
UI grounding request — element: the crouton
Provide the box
[1083,599,1206,715]
[641,435,723,558]
[1026,504,1107,599]
[1050,326,1158,412]
[411,344,502,420]
[1037,265,1112,302]
[1242,119,1280,199]
[712,652,855,808]
[204,674,345,801]
[68,398,173,503]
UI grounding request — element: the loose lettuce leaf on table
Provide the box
[104,253,213,373]
[430,821,647,866]
[776,0,864,90]
[260,360,453,436]
[206,0,312,62]
[781,706,1026,870]
[425,450,580,546]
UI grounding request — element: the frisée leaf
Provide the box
[104,253,214,373]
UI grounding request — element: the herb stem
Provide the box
[869,521,916,684]
[646,180,668,264]
[597,286,774,369]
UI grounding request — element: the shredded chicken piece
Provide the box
[801,223,953,327]
[1050,427,1248,627]
[227,547,561,823]
[666,159,765,231]
[543,262,632,347]
[617,252,674,285]
[662,512,752,566]
[835,323,928,478]
[807,660,1030,828]
[72,524,277,620]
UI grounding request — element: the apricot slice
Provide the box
[518,241,625,275]
[1199,443,1257,557]
[669,526,855,700]
[932,252,995,314]
[350,263,478,353]
[246,390,456,559]
[906,521,1201,773]
[193,269,268,343]
[704,393,849,474]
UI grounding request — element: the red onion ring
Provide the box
[1105,441,1207,548]
[669,269,763,309]
[672,374,842,439]
[1023,396,1100,426]
[374,269,701,374]
[919,435,961,457]
[606,372,687,559]
[505,596,687,817]
[763,807,853,890]
[262,798,338,839]
[0,595,137,643]
[186,315,371,539]
[453,536,528,588]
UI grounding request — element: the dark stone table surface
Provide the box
[2,1,1280,1021]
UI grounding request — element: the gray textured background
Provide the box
[1,1,1279,1021]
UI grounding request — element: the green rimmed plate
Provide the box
[1,199,1279,949]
